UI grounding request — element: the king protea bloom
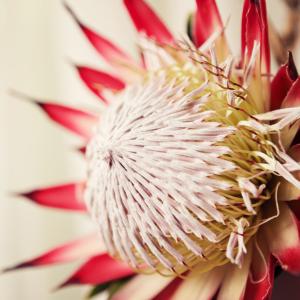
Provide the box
[5,0,300,299]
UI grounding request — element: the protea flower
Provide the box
[5,0,300,299]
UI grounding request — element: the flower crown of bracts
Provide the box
[4,0,300,299]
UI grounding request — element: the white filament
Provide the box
[138,34,176,71]
[226,218,249,267]
[238,177,266,214]
[240,107,300,191]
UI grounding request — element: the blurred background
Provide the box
[0,0,299,299]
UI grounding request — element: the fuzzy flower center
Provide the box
[85,56,277,275]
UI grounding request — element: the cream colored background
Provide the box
[0,1,298,299]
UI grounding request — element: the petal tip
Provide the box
[78,146,86,154]
[19,191,36,203]
[8,89,42,107]
[63,1,81,27]
[287,51,299,81]
[52,279,74,292]
[2,261,33,274]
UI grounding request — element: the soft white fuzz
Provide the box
[85,75,236,271]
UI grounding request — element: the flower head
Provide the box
[6,0,300,299]
[85,49,275,275]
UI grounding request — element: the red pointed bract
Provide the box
[271,52,298,110]
[76,66,126,103]
[265,204,300,275]
[193,0,223,47]
[241,0,270,73]
[58,254,134,287]
[282,77,300,108]
[244,247,275,300]
[123,0,174,44]
[21,182,86,211]
[64,3,134,69]
[10,91,97,140]
[244,268,275,300]
[278,77,300,147]
[39,102,98,140]
[3,234,104,272]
